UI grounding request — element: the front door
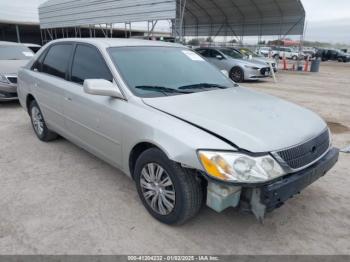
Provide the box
[62,44,124,168]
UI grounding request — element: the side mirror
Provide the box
[83,79,124,99]
[216,55,224,60]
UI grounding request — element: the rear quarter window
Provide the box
[42,44,73,79]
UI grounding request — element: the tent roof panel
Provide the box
[39,0,305,36]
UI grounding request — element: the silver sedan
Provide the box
[18,39,338,224]
[195,47,272,82]
[0,41,34,101]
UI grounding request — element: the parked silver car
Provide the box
[0,41,34,101]
[195,47,271,82]
[18,39,339,224]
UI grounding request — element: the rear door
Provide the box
[62,43,124,167]
[31,43,73,133]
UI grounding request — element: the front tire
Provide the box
[29,100,58,142]
[230,67,244,83]
[134,148,203,225]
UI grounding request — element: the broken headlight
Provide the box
[198,151,286,183]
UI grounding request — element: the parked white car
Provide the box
[256,46,272,57]
[273,46,304,60]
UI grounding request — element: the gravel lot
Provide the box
[0,62,349,255]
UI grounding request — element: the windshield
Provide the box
[108,47,234,98]
[239,48,262,58]
[220,49,244,59]
[0,45,34,60]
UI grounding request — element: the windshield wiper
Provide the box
[178,83,231,90]
[135,85,192,95]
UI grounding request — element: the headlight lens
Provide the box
[244,65,260,70]
[198,151,286,183]
[0,74,9,84]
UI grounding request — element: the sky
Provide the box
[0,0,349,44]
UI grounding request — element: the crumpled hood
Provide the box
[143,87,327,152]
[0,60,29,74]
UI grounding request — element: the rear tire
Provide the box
[230,67,244,83]
[29,100,58,142]
[134,148,203,225]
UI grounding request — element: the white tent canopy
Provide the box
[179,0,305,37]
[38,0,305,37]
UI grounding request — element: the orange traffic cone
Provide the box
[304,59,309,72]
[283,55,287,70]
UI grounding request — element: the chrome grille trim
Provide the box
[272,129,331,172]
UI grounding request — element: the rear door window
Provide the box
[196,49,210,57]
[42,44,73,79]
[71,44,113,85]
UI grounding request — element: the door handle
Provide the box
[65,97,72,101]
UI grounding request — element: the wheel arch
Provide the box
[129,141,170,179]
[26,94,36,114]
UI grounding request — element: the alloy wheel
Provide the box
[231,69,242,82]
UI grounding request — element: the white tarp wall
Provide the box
[39,0,305,37]
[39,0,177,29]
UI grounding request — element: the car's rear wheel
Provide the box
[29,100,58,142]
[292,55,298,60]
[230,67,244,83]
[134,148,203,225]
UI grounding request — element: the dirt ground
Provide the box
[0,62,349,255]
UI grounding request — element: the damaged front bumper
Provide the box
[205,147,339,221]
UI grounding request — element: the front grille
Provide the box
[276,129,330,169]
[260,67,270,75]
[6,76,17,84]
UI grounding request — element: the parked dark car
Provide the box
[316,49,350,62]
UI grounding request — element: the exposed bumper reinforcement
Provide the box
[241,147,339,221]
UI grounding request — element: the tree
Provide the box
[187,38,200,46]
[206,37,213,43]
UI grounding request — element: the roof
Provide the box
[39,0,176,29]
[0,41,27,46]
[45,38,184,48]
[180,0,306,36]
[39,0,305,37]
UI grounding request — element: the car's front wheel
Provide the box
[134,148,203,225]
[230,67,244,83]
[29,100,58,142]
